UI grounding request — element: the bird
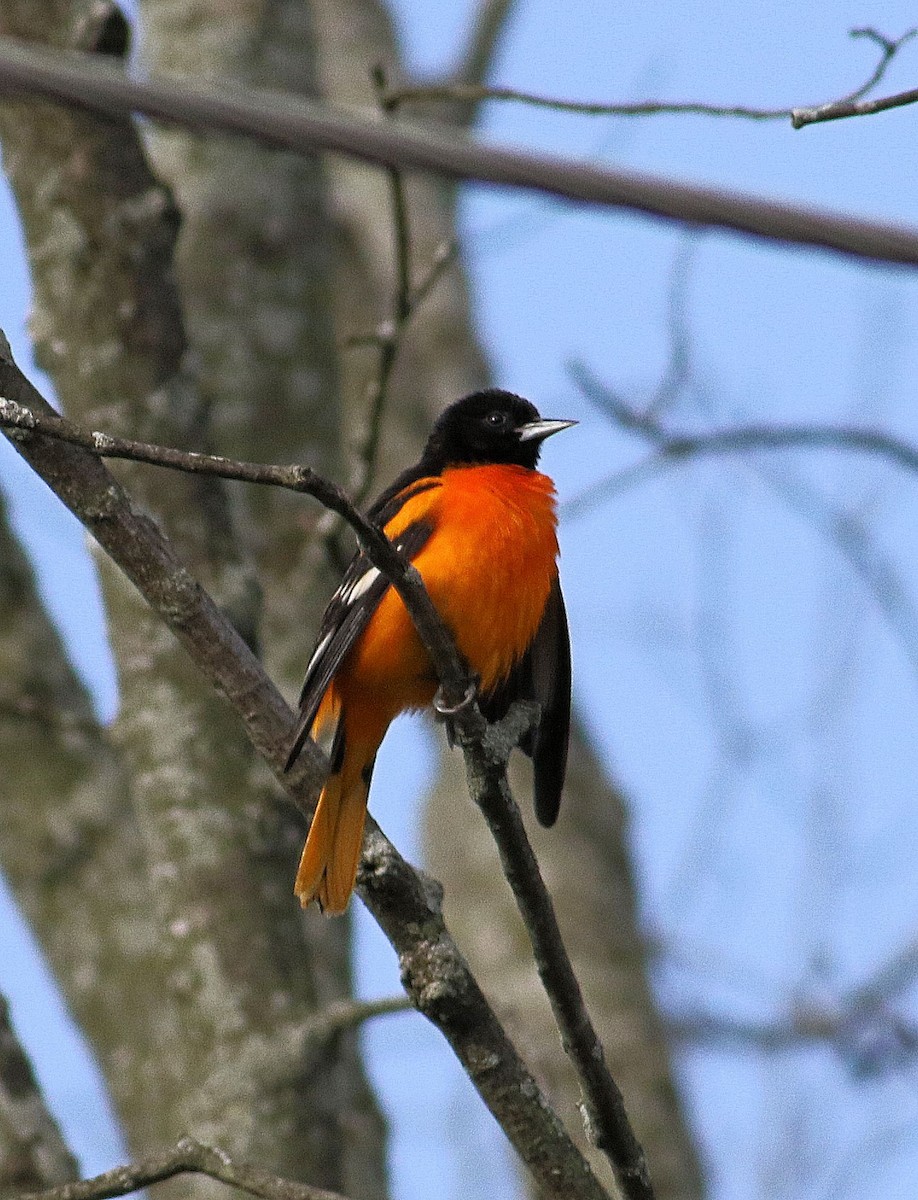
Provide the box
[285,389,575,914]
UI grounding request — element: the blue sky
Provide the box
[4,2,918,1197]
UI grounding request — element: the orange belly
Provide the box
[322,463,559,744]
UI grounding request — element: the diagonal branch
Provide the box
[1,37,918,267]
[791,83,918,129]
[0,338,614,1200]
[0,390,470,708]
[451,703,654,1199]
[18,1137,350,1200]
[564,360,918,519]
[0,351,653,1198]
[454,0,520,89]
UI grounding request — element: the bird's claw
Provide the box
[433,679,477,717]
[434,679,478,748]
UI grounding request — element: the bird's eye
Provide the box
[485,410,509,429]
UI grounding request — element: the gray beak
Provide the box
[517,418,578,443]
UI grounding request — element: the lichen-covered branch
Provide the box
[18,1138,350,1200]
[449,705,653,1200]
[0,340,612,1200]
[0,4,382,1192]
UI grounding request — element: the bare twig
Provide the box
[792,83,918,129]
[670,999,918,1078]
[564,361,918,519]
[2,37,918,266]
[645,238,698,419]
[388,26,917,127]
[301,995,412,1052]
[0,392,471,707]
[345,67,418,508]
[450,704,653,1200]
[343,72,461,512]
[386,84,792,120]
[0,339,613,1200]
[17,1137,349,1200]
[793,27,918,127]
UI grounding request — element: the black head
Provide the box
[421,390,576,472]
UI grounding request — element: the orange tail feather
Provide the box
[295,758,372,915]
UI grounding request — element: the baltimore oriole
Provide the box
[285,389,575,913]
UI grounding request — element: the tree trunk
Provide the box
[0,2,387,1196]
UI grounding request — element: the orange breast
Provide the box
[334,464,559,730]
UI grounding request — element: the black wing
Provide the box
[284,488,438,771]
[479,577,571,826]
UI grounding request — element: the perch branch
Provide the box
[0,337,615,1200]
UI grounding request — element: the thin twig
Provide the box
[386,83,792,120]
[792,83,918,129]
[0,393,470,707]
[18,1137,350,1200]
[451,704,653,1199]
[387,26,917,126]
[793,26,918,127]
[343,75,459,511]
[0,339,613,1200]
[301,995,412,1051]
[346,67,417,508]
[645,237,698,419]
[563,361,918,519]
[2,37,918,266]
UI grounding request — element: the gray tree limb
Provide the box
[0,36,916,266]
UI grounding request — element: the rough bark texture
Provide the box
[0,991,79,1196]
[0,2,386,1197]
[1,0,701,1196]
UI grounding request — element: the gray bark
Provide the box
[0,2,386,1196]
[0,991,79,1195]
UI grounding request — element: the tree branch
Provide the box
[0,350,658,1197]
[454,0,520,89]
[344,67,419,508]
[450,703,654,1199]
[793,26,918,126]
[387,25,917,126]
[301,996,412,1054]
[17,1138,350,1200]
[0,338,613,1200]
[791,84,918,129]
[0,390,470,709]
[564,360,918,519]
[1,37,918,267]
